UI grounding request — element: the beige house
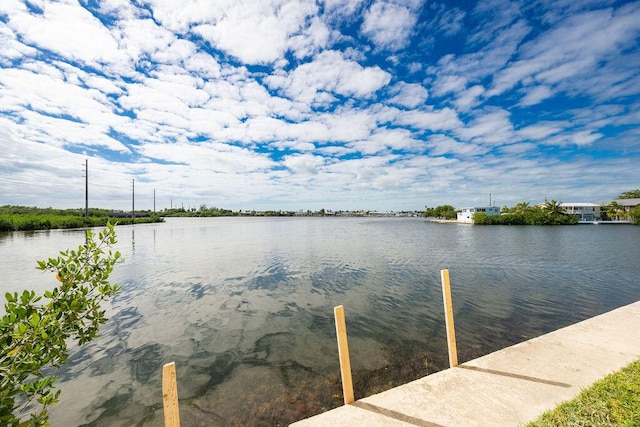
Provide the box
[601,198,640,221]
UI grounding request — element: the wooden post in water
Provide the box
[334,305,354,404]
[441,269,459,368]
[162,362,180,427]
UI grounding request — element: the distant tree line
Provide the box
[0,206,163,232]
[161,205,237,217]
[423,205,457,220]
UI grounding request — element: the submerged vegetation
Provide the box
[175,340,444,426]
[0,206,163,232]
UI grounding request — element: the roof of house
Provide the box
[560,202,600,207]
[613,198,640,206]
[599,198,640,207]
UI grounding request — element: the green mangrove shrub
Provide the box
[0,213,163,232]
[0,224,122,426]
[473,211,579,225]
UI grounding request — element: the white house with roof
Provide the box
[457,206,501,223]
[560,203,601,222]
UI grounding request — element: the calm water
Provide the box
[1,217,639,426]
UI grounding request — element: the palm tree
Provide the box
[542,199,564,216]
[514,201,530,214]
[606,201,625,221]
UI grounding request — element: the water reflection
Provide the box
[1,218,639,426]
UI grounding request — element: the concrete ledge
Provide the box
[292,301,640,426]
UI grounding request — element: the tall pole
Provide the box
[132,179,135,220]
[84,159,88,217]
[153,189,156,213]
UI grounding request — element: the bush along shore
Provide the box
[0,206,163,232]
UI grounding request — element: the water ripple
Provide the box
[2,218,637,426]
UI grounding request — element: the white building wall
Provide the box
[457,206,500,223]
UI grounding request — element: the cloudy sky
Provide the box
[1,0,639,212]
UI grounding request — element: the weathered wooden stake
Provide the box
[441,269,459,367]
[162,362,181,427]
[334,305,355,404]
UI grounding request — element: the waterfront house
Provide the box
[600,198,640,221]
[559,203,601,222]
[457,206,501,223]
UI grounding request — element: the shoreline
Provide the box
[293,300,640,426]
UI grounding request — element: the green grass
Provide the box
[526,359,640,426]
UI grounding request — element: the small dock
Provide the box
[292,300,640,426]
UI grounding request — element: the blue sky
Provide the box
[1,0,639,212]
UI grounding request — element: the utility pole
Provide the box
[84,159,88,217]
[153,189,156,213]
[131,179,135,220]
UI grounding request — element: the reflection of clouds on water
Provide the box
[246,262,292,291]
[310,263,367,294]
[111,306,142,333]
[189,282,207,299]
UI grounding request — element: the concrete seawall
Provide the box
[292,300,640,426]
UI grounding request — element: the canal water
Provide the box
[1,217,639,426]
